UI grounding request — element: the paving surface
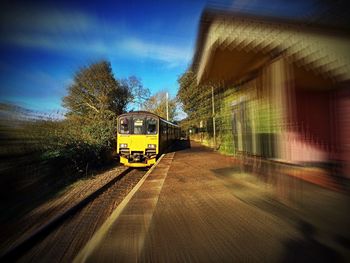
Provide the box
[76,141,350,263]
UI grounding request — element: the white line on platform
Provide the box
[73,154,166,263]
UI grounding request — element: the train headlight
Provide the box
[120,143,128,148]
[148,144,156,148]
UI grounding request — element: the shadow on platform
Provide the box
[281,220,343,263]
[167,139,191,153]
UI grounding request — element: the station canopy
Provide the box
[192,10,350,88]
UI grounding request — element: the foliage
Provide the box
[143,91,178,121]
[120,76,150,111]
[177,70,212,122]
[58,60,135,171]
[0,63,148,222]
[62,61,130,116]
[53,111,117,170]
[177,70,197,118]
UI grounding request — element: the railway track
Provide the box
[1,167,148,262]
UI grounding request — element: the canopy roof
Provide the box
[192,9,350,87]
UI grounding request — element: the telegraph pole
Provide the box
[166,92,169,121]
[212,86,216,149]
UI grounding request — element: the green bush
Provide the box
[40,111,118,173]
[3,109,118,175]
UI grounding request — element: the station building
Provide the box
[191,9,350,177]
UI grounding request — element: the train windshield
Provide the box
[133,118,144,134]
[119,116,158,134]
[119,117,130,134]
[146,118,157,134]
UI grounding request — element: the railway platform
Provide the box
[75,140,350,263]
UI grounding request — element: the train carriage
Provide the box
[116,111,180,167]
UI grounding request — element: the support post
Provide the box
[212,86,216,149]
[166,92,169,121]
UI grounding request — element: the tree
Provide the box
[177,70,198,118]
[143,91,178,121]
[62,61,130,117]
[120,76,150,110]
[177,70,212,120]
[61,60,132,164]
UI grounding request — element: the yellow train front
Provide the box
[116,111,179,167]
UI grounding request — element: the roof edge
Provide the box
[191,7,350,73]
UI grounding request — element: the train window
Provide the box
[133,118,144,134]
[119,117,130,134]
[146,118,157,134]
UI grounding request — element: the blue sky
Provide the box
[0,0,320,115]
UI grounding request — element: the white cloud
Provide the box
[1,32,112,55]
[0,6,192,68]
[119,38,192,66]
[2,33,192,67]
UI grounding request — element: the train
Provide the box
[116,111,180,167]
